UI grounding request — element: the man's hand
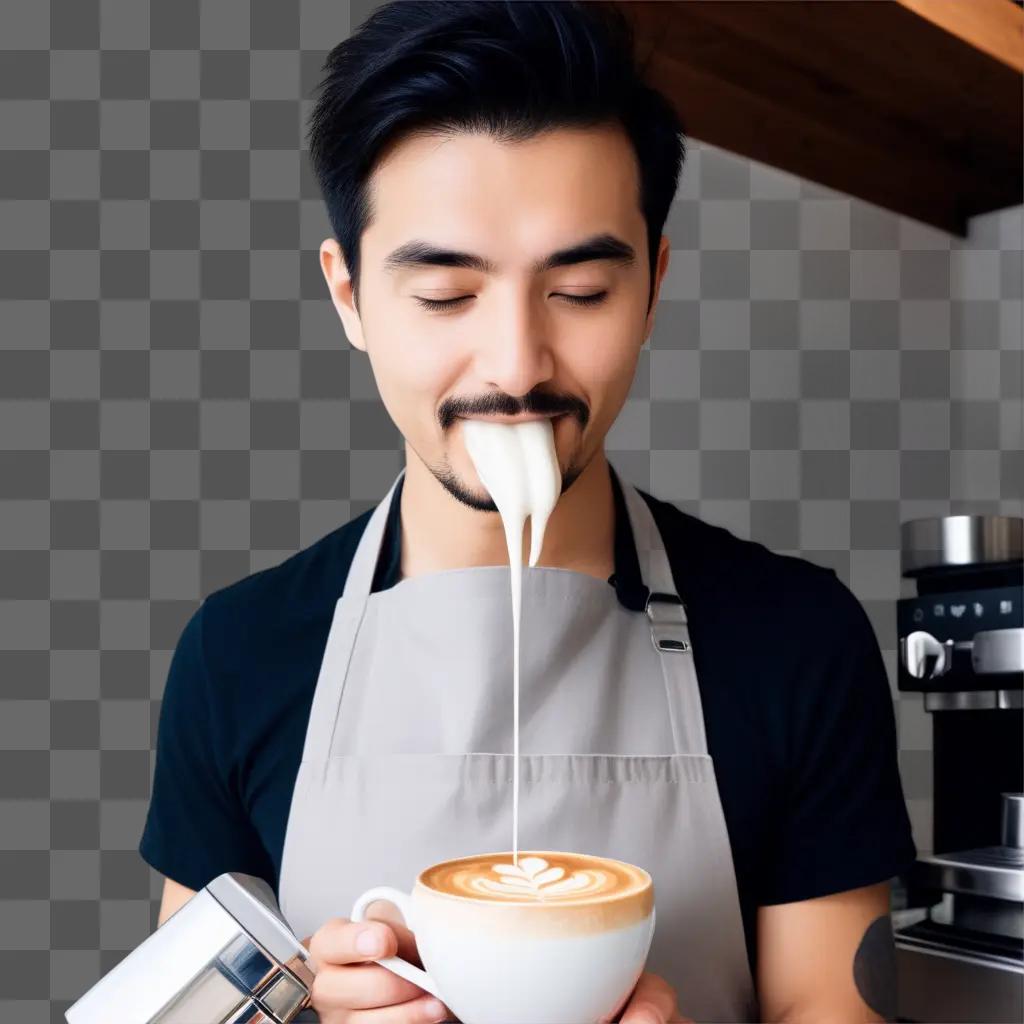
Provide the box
[616,970,692,1024]
[300,921,681,1024]
[301,916,456,1024]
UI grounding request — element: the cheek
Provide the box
[363,318,464,423]
[561,326,640,389]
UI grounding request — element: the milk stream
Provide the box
[462,418,560,866]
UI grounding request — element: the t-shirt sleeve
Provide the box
[139,599,274,892]
[760,569,918,905]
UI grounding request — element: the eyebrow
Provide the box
[381,232,637,276]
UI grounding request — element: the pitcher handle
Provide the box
[350,886,443,999]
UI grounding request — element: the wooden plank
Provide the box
[895,0,1024,72]
[676,1,1019,154]
[643,42,970,234]
[635,3,1006,193]
[613,0,1021,233]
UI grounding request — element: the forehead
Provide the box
[362,126,643,265]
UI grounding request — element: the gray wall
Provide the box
[0,1,1020,1019]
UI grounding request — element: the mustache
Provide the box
[439,391,589,432]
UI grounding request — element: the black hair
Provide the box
[306,0,687,316]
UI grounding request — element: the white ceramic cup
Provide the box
[349,850,656,1024]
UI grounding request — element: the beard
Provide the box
[411,393,593,512]
[428,446,588,513]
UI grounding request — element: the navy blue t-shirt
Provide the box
[139,468,916,979]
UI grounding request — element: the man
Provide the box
[140,3,916,1021]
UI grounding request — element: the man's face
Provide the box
[320,125,670,510]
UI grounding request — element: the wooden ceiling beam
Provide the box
[895,0,1024,73]
[612,0,1023,236]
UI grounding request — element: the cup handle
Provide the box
[350,886,443,999]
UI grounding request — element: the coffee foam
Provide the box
[415,851,653,938]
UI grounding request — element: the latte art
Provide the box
[473,856,610,900]
[420,851,650,906]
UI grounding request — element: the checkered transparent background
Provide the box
[0,1,1021,1018]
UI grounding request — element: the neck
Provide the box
[399,445,615,583]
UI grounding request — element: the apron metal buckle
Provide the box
[645,592,691,654]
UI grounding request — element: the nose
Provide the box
[475,298,556,399]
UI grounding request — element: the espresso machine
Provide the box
[894,514,1023,1023]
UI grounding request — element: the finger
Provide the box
[309,917,400,968]
[313,905,425,966]
[619,971,679,1024]
[346,991,452,1024]
[364,901,426,968]
[309,961,441,1011]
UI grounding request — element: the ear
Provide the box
[320,238,368,352]
[642,235,671,343]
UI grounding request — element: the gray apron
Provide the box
[278,466,759,1022]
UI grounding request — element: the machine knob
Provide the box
[900,630,954,679]
[1002,793,1024,849]
[972,627,1024,675]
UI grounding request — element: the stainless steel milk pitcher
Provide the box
[64,872,316,1023]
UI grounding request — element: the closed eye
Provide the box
[413,291,608,311]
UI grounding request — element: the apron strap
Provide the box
[616,476,690,649]
[617,472,710,757]
[300,469,406,766]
